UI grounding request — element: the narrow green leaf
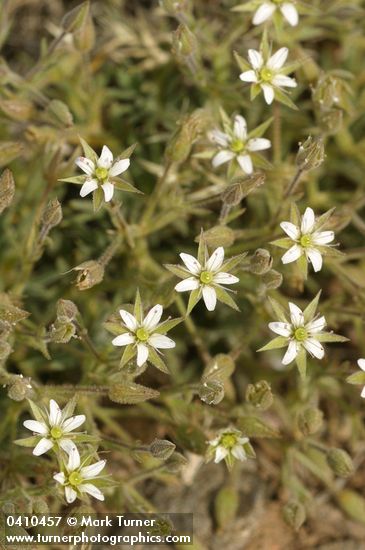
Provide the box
[108,382,160,405]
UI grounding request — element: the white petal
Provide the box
[268,322,292,337]
[253,2,276,25]
[272,75,297,88]
[65,486,77,504]
[306,248,323,272]
[119,310,138,331]
[137,343,149,367]
[53,472,66,484]
[202,286,217,311]
[213,272,239,285]
[214,446,228,463]
[307,316,326,334]
[206,247,225,271]
[212,150,235,168]
[303,338,324,360]
[282,340,298,365]
[112,333,135,347]
[101,181,114,202]
[267,47,289,70]
[248,49,264,70]
[23,420,48,435]
[239,70,258,83]
[361,386,365,398]
[231,445,247,461]
[49,399,62,426]
[280,221,300,240]
[358,359,365,371]
[280,3,299,26]
[233,115,247,141]
[180,253,201,275]
[143,304,163,330]
[312,231,335,245]
[148,334,176,349]
[81,460,106,479]
[79,483,104,501]
[301,207,315,234]
[289,302,304,327]
[237,437,249,445]
[208,129,230,147]
[237,154,253,174]
[109,158,130,176]
[68,446,81,471]
[247,138,271,152]
[281,244,302,264]
[59,439,77,455]
[175,277,200,292]
[33,437,54,456]
[261,84,275,105]
[62,415,86,433]
[80,178,98,197]
[97,145,113,168]
[75,156,95,176]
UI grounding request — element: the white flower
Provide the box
[280,207,335,272]
[357,359,365,398]
[76,145,130,202]
[174,247,239,311]
[207,428,253,469]
[253,1,299,27]
[209,114,271,174]
[112,304,176,367]
[240,47,297,105]
[23,399,85,456]
[269,302,327,365]
[54,447,106,504]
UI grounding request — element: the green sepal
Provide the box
[112,177,142,194]
[134,289,143,323]
[215,286,240,311]
[268,297,288,323]
[270,238,293,249]
[153,317,182,334]
[295,348,307,380]
[104,322,127,336]
[92,187,104,212]
[315,333,349,343]
[257,336,288,352]
[346,372,365,385]
[274,90,298,111]
[233,50,251,72]
[59,175,86,184]
[186,288,201,315]
[164,264,191,279]
[303,291,321,323]
[79,136,98,163]
[248,117,273,139]
[220,252,247,272]
[14,436,40,448]
[120,344,136,368]
[147,347,170,374]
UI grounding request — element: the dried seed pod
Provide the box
[297,407,323,436]
[327,448,354,478]
[246,380,273,410]
[73,260,105,290]
[296,136,325,172]
[0,169,15,213]
[249,248,273,275]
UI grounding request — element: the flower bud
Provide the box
[296,136,325,172]
[327,448,354,478]
[320,108,343,135]
[32,498,49,515]
[149,439,176,460]
[41,198,63,229]
[221,181,244,206]
[172,25,197,57]
[245,380,273,410]
[198,226,235,249]
[2,502,15,514]
[46,100,73,128]
[250,249,273,275]
[283,500,306,531]
[164,452,188,473]
[73,260,104,290]
[49,320,76,343]
[199,379,225,405]
[56,299,79,322]
[297,407,323,436]
[312,74,342,110]
[261,269,283,290]
[165,125,192,163]
[0,169,15,214]
[0,98,33,121]
[7,375,32,402]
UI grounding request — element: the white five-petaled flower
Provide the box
[23,399,85,456]
[76,145,130,202]
[174,247,239,311]
[240,47,297,105]
[54,446,106,504]
[209,115,271,174]
[269,302,326,365]
[112,305,176,367]
[357,359,365,398]
[253,1,299,27]
[207,428,251,468]
[280,207,335,272]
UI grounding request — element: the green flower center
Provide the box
[95,166,109,181]
[200,271,213,284]
[50,426,63,439]
[230,138,245,154]
[136,327,149,342]
[69,471,82,487]
[300,234,312,248]
[221,434,237,448]
[294,327,307,342]
[260,67,273,82]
